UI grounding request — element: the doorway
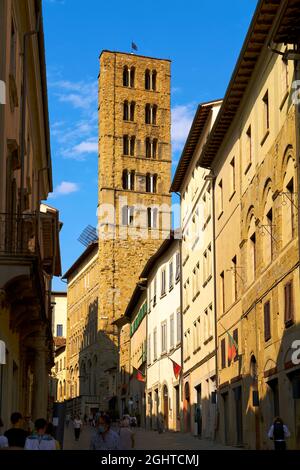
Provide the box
[195,384,202,436]
[267,378,280,418]
[175,385,180,431]
[184,381,191,432]
[234,386,243,446]
[163,385,169,430]
[222,391,229,445]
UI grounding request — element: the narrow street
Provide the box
[63,425,240,450]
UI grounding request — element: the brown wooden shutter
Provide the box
[264,301,271,341]
[285,281,294,326]
[221,338,226,369]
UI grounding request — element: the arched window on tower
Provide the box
[123,66,129,87]
[152,70,157,91]
[123,101,129,120]
[130,67,135,87]
[145,69,151,90]
[130,101,135,121]
[123,135,129,155]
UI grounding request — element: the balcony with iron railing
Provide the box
[0,212,40,257]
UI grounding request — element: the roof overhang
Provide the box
[198,0,294,169]
[170,100,222,193]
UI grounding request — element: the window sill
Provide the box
[244,161,252,175]
[184,356,190,363]
[229,190,236,202]
[192,236,200,251]
[202,214,212,231]
[175,277,180,284]
[204,335,213,345]
[183,305,190,314]
[192,291,200,302]
[169,285,174,292]
[160,292,167,299]
[183,255,189,266]
[123,119,135,123]
[217,210,223,220]
[202,274,212,288]
[260,129,270,147]
[193,347,201,355]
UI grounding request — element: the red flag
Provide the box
[170,359,182,379]
[227,332,238,362]
[131,367,146,382]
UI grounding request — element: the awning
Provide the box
[0,340,6,364]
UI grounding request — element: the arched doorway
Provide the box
[184,381,191,432]
[250,355,260,449]
[163,385,169,429]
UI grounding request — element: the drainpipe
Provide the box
[204,171,218,440]
[20,11,41,215]
[175,191,184,431]
[295,42,300,277]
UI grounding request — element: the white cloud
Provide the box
[171,103,196,152]
[62,139,98,160]
[51,80,98,111]
[49,181,79,199]
[49,79,98,160]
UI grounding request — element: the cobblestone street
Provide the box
[63,425,240,450]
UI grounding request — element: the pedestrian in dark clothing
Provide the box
[268,417,290,450]
[4,412,29,449]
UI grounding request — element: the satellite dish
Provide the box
[78,225,98,247]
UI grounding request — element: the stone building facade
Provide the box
[97,51,172,410]
[0,0,61,426]
[171,100,221,437]
[63,242,102,418]
[197,0,300,449]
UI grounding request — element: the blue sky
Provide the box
[44,0,258,291]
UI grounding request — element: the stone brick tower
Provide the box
[97,51,171,408]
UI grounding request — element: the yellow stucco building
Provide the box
[198,0,300,449]
[0,0,61,426]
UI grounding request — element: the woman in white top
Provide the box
[73,416,82,441]
[119,418,135,450]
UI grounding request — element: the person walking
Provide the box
[4,412,29,448]
[0,418,8,449]
[25,419,56,450]
[65,413,71,429]
[119,418,135,450]
[268,416,290,450]
[90,414,120,450]
[46,422,61,450]
[73,415,82,441]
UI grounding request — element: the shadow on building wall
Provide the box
[216,322,300,449]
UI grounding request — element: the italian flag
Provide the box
[170,359,182,379]
[131,367,146,382]
[227,332,238,362]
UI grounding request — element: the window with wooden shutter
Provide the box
[284,281,294,327]
[221,338,226,369]
[264,300,271,341]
